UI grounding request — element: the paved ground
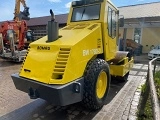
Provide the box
[0,59,33,116]
[0,54,159,120]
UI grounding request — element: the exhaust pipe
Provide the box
[47,9,59,42]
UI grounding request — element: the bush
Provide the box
[154,71,160,100]
[137,70,160,120]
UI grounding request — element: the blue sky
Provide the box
[0,0,160,21]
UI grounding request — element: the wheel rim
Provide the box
[96,71,107,99]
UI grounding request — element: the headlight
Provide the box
[148,53,153,56]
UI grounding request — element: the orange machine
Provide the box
[0,20,27,50]
[0,0,32,62]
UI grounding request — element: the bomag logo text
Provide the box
[37,46,50,50]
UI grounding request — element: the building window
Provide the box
[134,28,141,44]
[108,7,116,38]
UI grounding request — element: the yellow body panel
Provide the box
[20,23,103,84]
[110,57,134,76]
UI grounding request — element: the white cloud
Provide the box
[48,0,61,3]
[65,2,71,8]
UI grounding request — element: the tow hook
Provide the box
[73,82,81,93]
[28,87,39,99]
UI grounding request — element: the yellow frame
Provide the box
[110,57,134,76]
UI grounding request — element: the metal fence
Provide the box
[139,57,160,120]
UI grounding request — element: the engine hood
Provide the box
[31,23,100,46]
[20,23,103,84]
[149,49,160,54]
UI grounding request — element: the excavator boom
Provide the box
[14,0,30,21]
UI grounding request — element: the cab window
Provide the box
[71,4,101,22]
[108,7,116,38]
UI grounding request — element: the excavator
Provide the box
[0,0,33,62]
[12,0,134,110]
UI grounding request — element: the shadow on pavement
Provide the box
[0,59,22,67]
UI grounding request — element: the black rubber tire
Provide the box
[82,59,110,110]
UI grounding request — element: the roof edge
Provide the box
[118,1,160,8]
[30,13,68,19]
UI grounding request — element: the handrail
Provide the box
[148,57,160,120]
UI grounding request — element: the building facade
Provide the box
[27,14,68,40]
[119,2,160,53]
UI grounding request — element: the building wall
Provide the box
[29,25,47,40]
[119,27,160,54]
[29,24,66,40]
[119,28,134,39]
[142,27,160,53]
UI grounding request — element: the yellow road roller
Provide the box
[11,0,134,110]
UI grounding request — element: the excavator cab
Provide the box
[26,30,34,41]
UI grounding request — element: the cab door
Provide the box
[104,2,118,61]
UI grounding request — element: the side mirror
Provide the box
[119,17,124,27]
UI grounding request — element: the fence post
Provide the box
[153,59,157,77]
[149,58,160,120]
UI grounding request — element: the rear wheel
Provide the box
[82,59,110,110]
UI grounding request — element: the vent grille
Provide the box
[19,47,30,74]
[52,48,71,79]
[74,24,89,29]
[88,24,98,30]
[62,24,90,30]
[63,25,76,30]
